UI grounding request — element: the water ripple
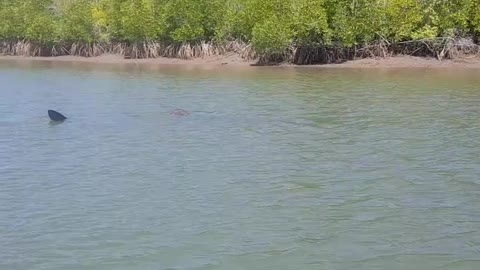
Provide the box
[1,64,480,270]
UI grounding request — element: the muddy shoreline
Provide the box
[1,54,480,69]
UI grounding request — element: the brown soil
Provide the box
[313,55,480,69]
[1,54,480,69]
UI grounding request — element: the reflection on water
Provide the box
[1,60,479,270]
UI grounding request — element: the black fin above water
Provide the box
[48,110,67,121]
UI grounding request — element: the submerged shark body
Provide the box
[170,109,190,116]
[48,110,67,122]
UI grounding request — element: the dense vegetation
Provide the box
[1,0,479,64]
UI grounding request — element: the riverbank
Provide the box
[1,54,480,69]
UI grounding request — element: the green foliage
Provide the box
[151,0,227,43]
[106,0,124,40]
[327,0,383,47]
[291,0,331,46]
[0,0,57,43]
[252,14,293,54]
[470,0,480,34]
[1,0,480,54]
[163,0,207,42]
[117,0,160,42]
[411,25,439,40]
[92,1,111,42]
[215,0,243,41]
[0,1,18,39]
[383,0,423,41]
[60,0,96,43]
[25,13,58,45]
[328,2,357,46]
[416,0,474,37]
[431,0,472,36]
[219,0,292,42]
[23,0,58,44]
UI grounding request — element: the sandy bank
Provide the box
[0,54,254,68]
[1,54,480,69]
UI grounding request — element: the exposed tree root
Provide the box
[1,38,478,65]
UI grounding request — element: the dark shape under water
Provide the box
[48,110,67,122]
[170,109,190,116]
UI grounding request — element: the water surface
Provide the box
[1,60,480,270]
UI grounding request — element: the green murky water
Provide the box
[1,60,479,270]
